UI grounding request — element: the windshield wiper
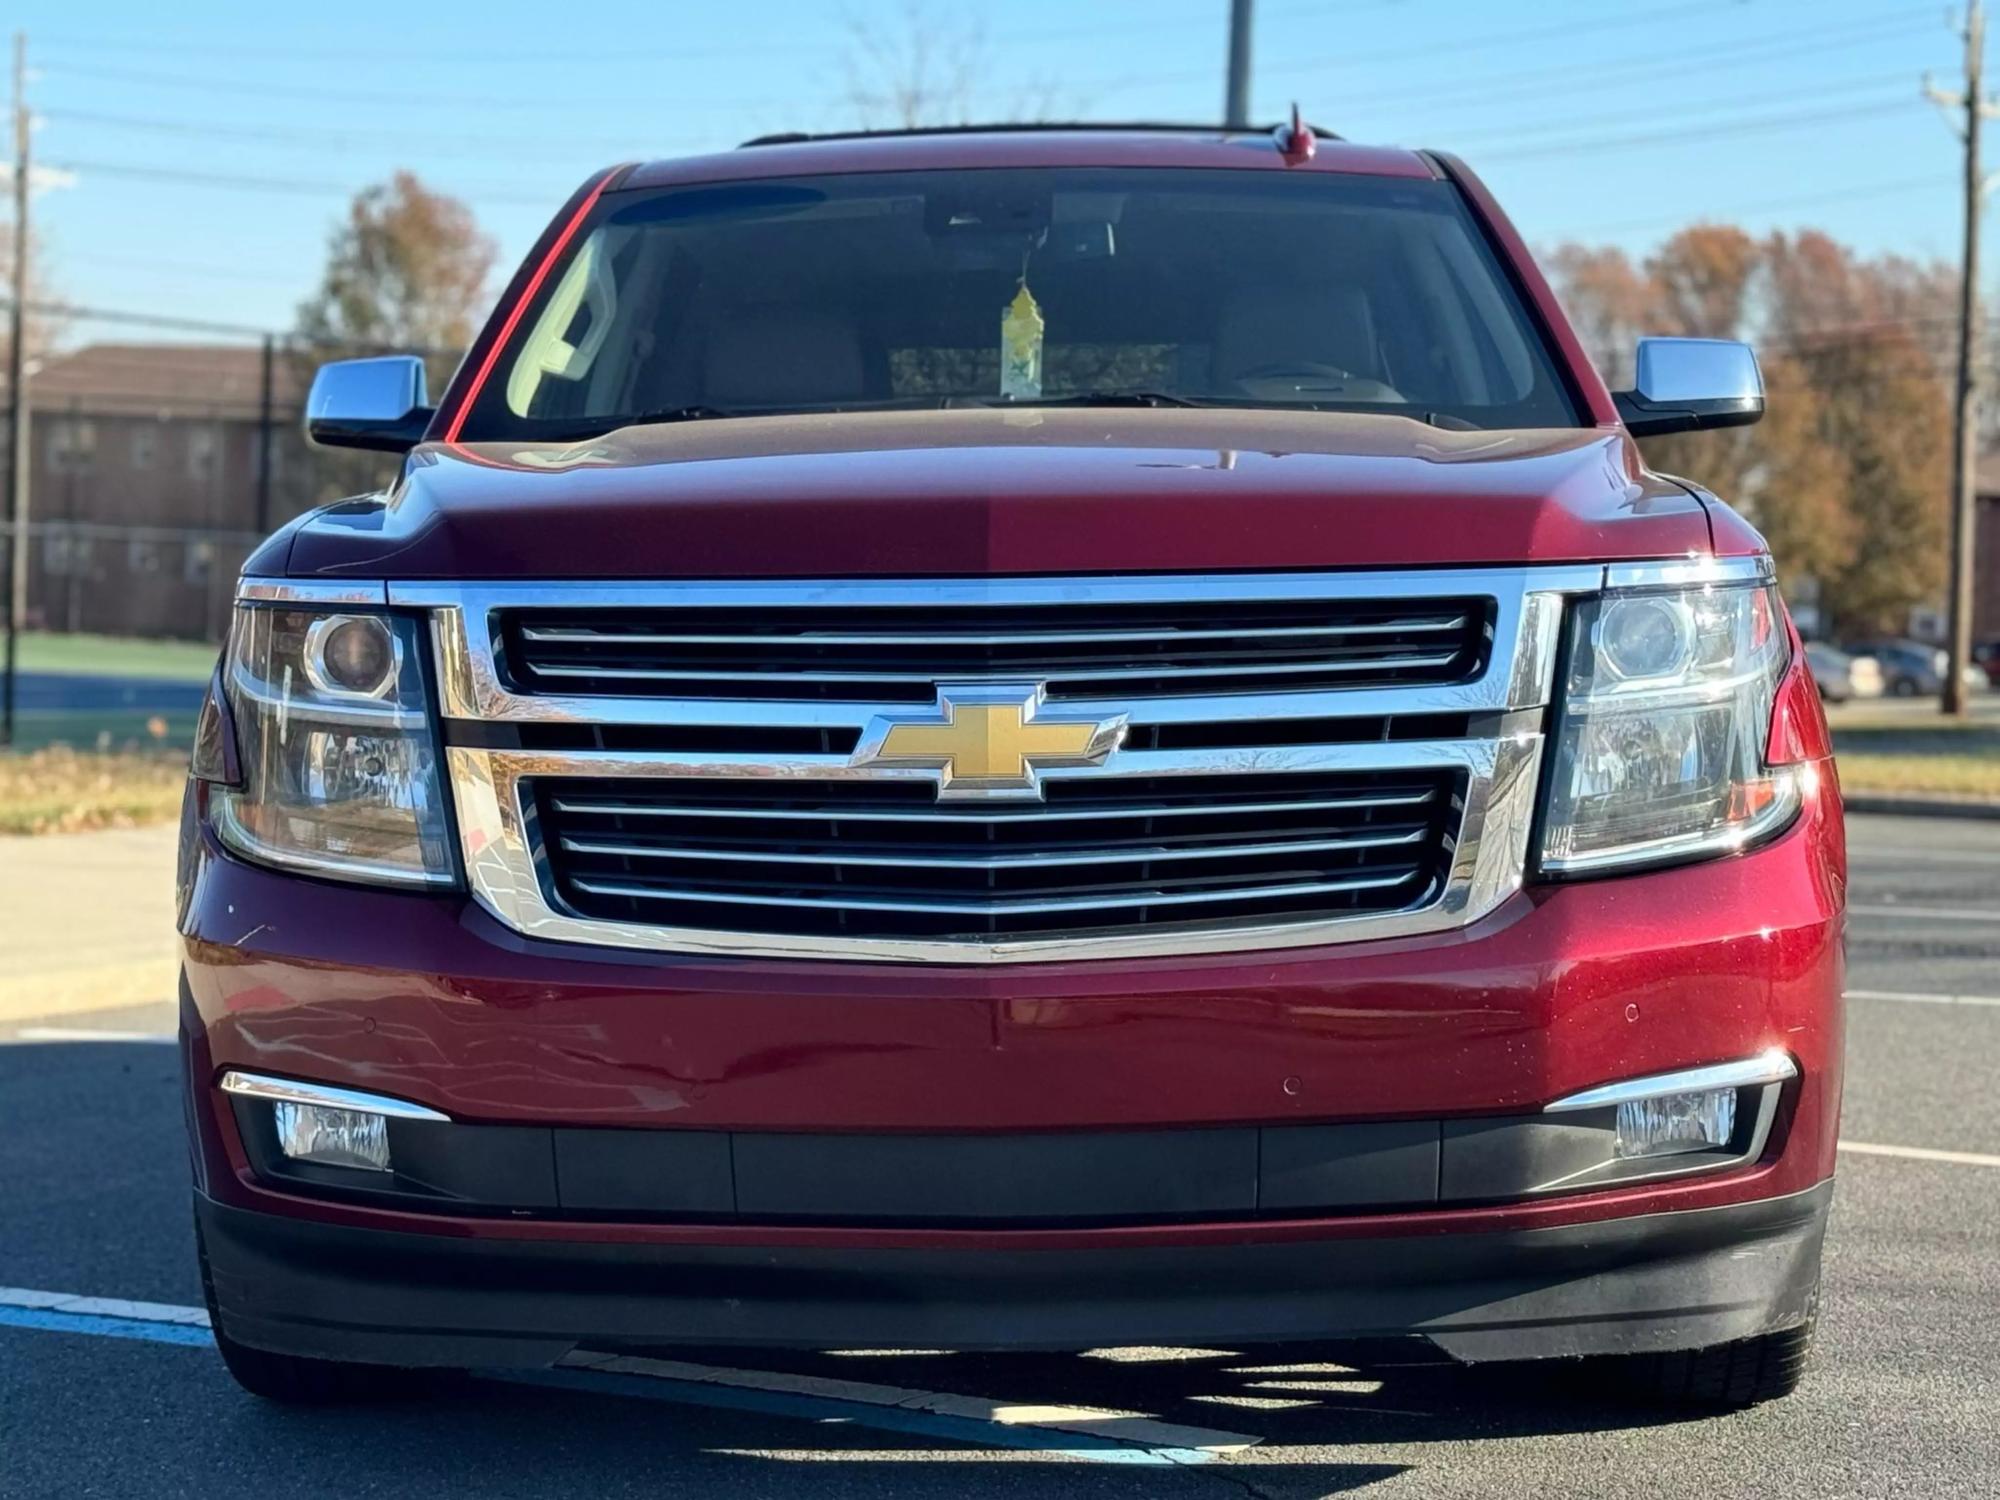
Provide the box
[965,391,1201,409]
[531,405,741,443]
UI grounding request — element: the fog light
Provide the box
[273,1100,392,1172]
[1614,1088,1737,1159]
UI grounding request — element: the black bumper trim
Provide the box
[227,1087,1780,1227]
[197,1178,1832,1368]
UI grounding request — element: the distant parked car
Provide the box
[1804,643,1882,703]
[1845,639,1983,697]
[1975,640,2000,686]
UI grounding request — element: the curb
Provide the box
[1843,793,2000,820]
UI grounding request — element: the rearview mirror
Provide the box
[304,356,435,453]
[1612,337,1763,438]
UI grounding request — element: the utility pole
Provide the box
[1927,5,2000,718]
[255,333,275,534]
[1224,0,1253,130]
[2,32,28,748]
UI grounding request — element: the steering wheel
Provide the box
[1230,360,1357,391]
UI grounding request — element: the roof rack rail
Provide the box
[738,121,1342,148]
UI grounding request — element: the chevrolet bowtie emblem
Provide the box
[852,685,1128,800]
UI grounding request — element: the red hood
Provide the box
[277,408,1712,580]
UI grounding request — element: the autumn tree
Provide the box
[292,173,497,506]
[296,171,497,390]
[1546,226,1954,638]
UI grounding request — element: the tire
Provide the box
[1892,677,1918,697]
[210,1326,432,1404]
[197,1216,438,1404]
[1611,1295,1817,1410]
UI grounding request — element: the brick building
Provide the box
[16,342,318,641]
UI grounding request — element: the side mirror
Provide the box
[1612,337,1764,438]
[304,356,435,453]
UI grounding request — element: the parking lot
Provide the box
[2,810,1996,1499]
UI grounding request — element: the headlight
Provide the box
[1540,580,1799,874]
[208,606,455,887]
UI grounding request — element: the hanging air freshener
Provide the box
[999,281,1045,399]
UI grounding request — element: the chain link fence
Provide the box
[2,302,449,749]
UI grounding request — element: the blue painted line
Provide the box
[0,1305,216,1347]
[0,1304,1211,1467]
[494,1370,1211,1467]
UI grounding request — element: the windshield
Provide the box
[458,166,1581,441]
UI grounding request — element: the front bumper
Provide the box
[179,775,1844,1364]
[196,1180,1831,1366]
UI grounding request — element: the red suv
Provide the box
[179,124,1843,1410]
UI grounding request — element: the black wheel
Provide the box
[197,1217,438,1404]
[1892,677,1918,697]
[1612,1298,1816,1410]
[210,1325,431,1403]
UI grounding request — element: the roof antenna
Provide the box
[1276,103,1316,165]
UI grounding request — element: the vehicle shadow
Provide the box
[206,1344,1715,1498]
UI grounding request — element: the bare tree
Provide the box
[842,1,1078,129]
[0,223,67,374]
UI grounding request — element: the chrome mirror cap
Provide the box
[1613,337,1764,438]
[305,355,435,453]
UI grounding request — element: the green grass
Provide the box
[1829,710,2000,799]
[17,631,219,682]
[1834,753,2000,798]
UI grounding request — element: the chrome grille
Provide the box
[392,565,1617,963]
[534,769,1459,942]
[501,596,1491,702]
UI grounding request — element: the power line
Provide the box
[1573,174,1955,237]
[1339,12,1934,119]
[1089,0,1840,96]
[25,0,1846,117]
[33,87,1932,216]
[60,251,316,289]
[38,107,714,162]
[31,12,1926,174]
[42,158,561,206]
[1476,96,1924,164]
[25,0,1252,66]
[1442,72,1910,151]
[0,296,454,346]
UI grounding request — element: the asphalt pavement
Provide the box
[2,812,1996,1498]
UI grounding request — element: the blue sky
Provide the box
[8,0,1977,344]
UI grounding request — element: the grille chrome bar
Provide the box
[415,568,1600,730]
[573,869,1421,916]
[522,649,1464,686]
[549,788,1437,824]
[520,616,1470,647]
[558,827,1429,869]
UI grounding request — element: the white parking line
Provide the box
[0,1287,210,1325]
[1847,846,2000,866]
[9,1028,176,1044]
[1847,988,2000,1008]
[1849,903,2000,923]
[1839,1141,2000,1168]
[0,1284,1256,1467]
